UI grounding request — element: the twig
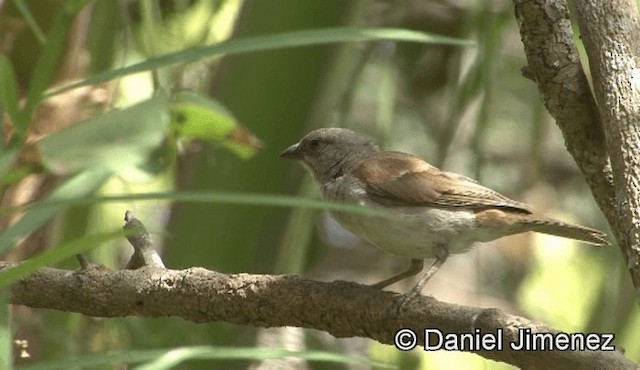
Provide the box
[123,210,165,269]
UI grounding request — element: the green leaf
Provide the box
[19,2,88,138]
[48,27,473,96]
[12,0,47,45]
[170,91,263,159]
[0,291,10,370]
[39,94,171,175]
[0,229,122,289]
[0,146,23,185]
[0,167,113,256]
[134,0,217,57]
[0,55,21,139]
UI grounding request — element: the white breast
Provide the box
[323,176,482,259]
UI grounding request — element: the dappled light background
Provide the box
[2,0,636,369]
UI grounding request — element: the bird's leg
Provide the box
[370,259,424,289]
[384,246,450,316]
[402,245,449,301]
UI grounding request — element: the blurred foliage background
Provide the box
[0,0,637,369]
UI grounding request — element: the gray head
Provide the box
[281,128,380,184]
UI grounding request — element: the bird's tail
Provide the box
[516,216,609,246]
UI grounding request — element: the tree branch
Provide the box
[511,1,640,292]
[572,0,640,296]
[3,262,636,370]
[122,210,165,269]
[512,0,615,232]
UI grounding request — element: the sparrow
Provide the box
[281,128,608,298]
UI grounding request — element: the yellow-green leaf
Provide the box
[170,91,262,159]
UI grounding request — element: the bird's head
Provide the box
[281,128,379,184]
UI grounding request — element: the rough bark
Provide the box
[573,0,640,295]
[513,0,640,295]
[3,262,636,370]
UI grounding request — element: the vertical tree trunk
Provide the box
[573,0,640,296]
[514,0,640,296]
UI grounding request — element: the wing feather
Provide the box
[351,152,531,213]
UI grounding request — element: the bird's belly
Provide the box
[332,206,480,259]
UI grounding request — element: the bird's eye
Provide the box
[307,138,321,150]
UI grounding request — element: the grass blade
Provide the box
[12,0,47,45]
[18,1,88,137]
[2,191,389,220]
[15,346,385,370]
[0,168,113,256]
[0,290,11,370]
[48,26,473,96]
[0,55,21,140]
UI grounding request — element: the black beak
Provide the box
[280,143,302,159]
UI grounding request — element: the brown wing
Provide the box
[351,152,532,213]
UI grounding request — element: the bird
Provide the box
[281,128,609,299]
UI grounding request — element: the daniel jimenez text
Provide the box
[394,328,615,352]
